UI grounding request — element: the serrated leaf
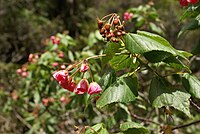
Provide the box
[96,75,138,109]
[182,73,200,99]
[120,122,150,134]
[149,77,191,117]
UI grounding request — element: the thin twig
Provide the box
[172,119,200,130]
[131,112,160,125]
[190,99,200,112]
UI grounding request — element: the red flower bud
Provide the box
[124,12,133,21]
[21,71,28,78]
[88,82,102,95]
[74,79,89,93]
[80,63,89,72]
[58,52,64,58]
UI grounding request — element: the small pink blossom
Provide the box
[28,54,34,62]
[50,36,55,41]
[58,52,64,58]
[53,38,60,45]
[80,63,89,72]
[17,68,22,75]
[60,96,66,102]
[75,79,89,93]
[124,12,133,21]
[53,70,75,92]
[88,82,102,95]
[21,71,28,78]
[52,62,59,67]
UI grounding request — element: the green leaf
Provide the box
[143,50,172,63]
[163,56,191,73]
[123,31,176,55]
[149,22,164,36]
[178,14,200,37]
[120,122,150,134]
[98,69,116,90]
[102,41,123,65]
[109,55,137,71]
[182,73,200,99]
[149,77,191,117]
[96,75,138,109]
[85,123,109,134]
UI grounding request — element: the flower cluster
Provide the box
[53,62,102,95]
[180,0,199,6]
[123,12,133,21]
[97,13,126,42]
[17,64,29,78]
[50,35,60,45]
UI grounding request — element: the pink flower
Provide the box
[52,62,59,67]
[58,52,64,58]
[28,54,34,62]
[124,12,133,21]
[16,68,22,75]
[80,63,89,72]
[60,96,66,102]
[50,36,55,41]
[53,38,60,45]
[53,70,75,92]
[88,82,102,95]
[74,79,89,93]
[21,71,28,78]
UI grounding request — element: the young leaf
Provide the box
[120,122,150,134]
[149,77,191,117]
[96,75,138,109]
[182,73,200,99]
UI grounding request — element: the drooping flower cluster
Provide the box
[180,0,199,6]
[53,62,102,95]
[97,13,126,42]
[123,12,133,21]
[17,64,29,78]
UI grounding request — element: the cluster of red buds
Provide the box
[53,61,102,95]
[180,0,199,6]
[16,64,29,78]
[97,13,126,42]
[50,35,60,45]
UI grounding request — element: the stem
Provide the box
[137,57,160,77]
[131,112,161,125]
[190,99,200,112]
[172,119,200,131]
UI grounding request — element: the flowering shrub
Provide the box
[1,1,200,133]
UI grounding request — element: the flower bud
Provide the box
[88,82,102,95]
[17,68,22,75]
[74,79,89,93]
[80,63,89,72]
[52,62,59,67]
